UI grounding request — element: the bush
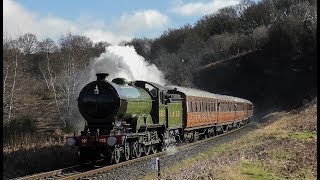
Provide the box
[3,116,37,141]
[252,25,269,48]
[7,116,36,133]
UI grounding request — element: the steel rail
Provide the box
[16,121,252,180]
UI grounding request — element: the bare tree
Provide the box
[3,36,23,122]
[17,33,38,54]
[37,38,63,124]
[57,33,95,125]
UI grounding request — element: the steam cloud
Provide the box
[89,45,166,85]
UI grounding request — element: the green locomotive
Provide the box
[67,73,253,164]
[70,73,183,163]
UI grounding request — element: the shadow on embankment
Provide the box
[3,145,78,179]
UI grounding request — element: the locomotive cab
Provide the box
[134,80,165,124]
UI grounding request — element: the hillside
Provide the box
[194,49,316,116]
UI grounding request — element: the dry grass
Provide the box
[3,131,67,153]
[3,132,78,180]
[142,99,317,180]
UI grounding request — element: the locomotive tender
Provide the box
[67,73,253,163]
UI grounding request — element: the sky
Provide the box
[4,0,260,44]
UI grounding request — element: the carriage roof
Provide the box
[166,86,252,104]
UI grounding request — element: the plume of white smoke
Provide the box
[88,45,166,85]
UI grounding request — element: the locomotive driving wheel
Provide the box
[132,140,142,158]
[112,147,121,164]
[123,141,130,161]
[144,145,151,155]
[151,145,157,154]
[160,131,169,151]
[143,131,151,155]
[151,130,158,154]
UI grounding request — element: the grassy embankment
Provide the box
[143,99,317,180]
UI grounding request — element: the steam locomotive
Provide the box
[66,73,253,164]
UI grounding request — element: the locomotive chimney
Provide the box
[96,73,109,81]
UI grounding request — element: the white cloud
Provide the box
[4,0,78,38]
[3,0,170,44]
[116,10,170,34]
[171,0,240,16]
[83,29,131,44]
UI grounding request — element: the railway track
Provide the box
[16,122,252,180]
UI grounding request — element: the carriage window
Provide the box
[192,101,195,112]
[202,100,204,112]
[206,101,209,112]
[212,102,214,111]
[202,101,204,112]
[201,101,203,112]
[205,102,208,112]
[190,101,193,112]
[195,102,198,112]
